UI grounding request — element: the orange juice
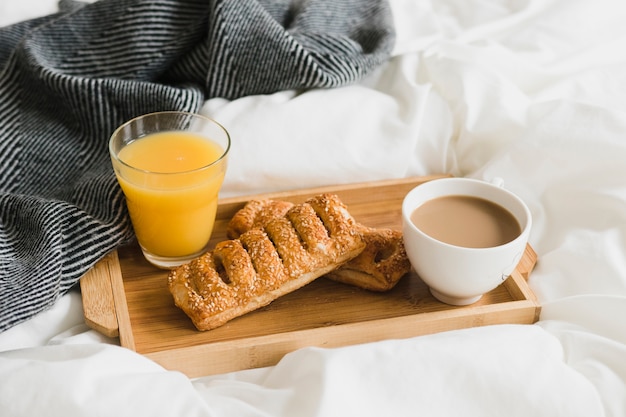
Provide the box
[114,131,227,259]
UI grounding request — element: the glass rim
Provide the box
[109,111,231,176]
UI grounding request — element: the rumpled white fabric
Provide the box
[2,0,626,416]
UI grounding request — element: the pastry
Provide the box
[325,226,410,291]
[226,199,294,240]
[168,194,366,331]
[227,198,411,291]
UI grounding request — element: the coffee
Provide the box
[410,195,521,248]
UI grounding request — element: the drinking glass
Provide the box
[109,111,230,268]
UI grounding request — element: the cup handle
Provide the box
[490,177,504,188]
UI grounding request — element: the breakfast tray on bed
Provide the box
[80,175,540,378]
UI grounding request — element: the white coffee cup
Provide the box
[401,178,532,305]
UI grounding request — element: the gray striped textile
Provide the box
[0,0,395,332]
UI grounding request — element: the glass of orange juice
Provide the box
[109,111,230,269]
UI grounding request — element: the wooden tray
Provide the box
[80,175,540,378]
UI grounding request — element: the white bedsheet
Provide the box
[2,0,626,416]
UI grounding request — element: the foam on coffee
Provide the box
[410,195,521,248]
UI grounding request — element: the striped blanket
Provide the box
[0,0,394,332]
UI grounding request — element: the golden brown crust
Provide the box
[226,199,294,239]
[168,194,366,331]
[226,198,412,292]
[326,227,411,292]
